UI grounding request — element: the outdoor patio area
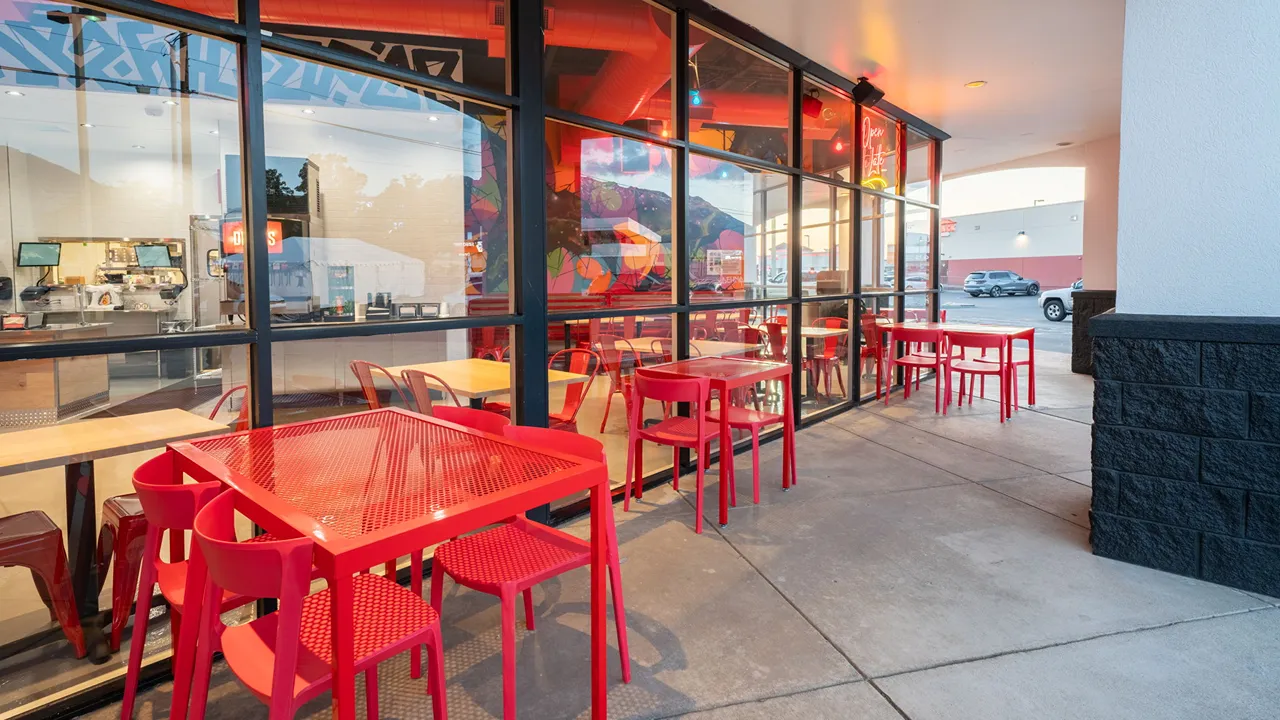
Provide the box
[89,350,1280,720]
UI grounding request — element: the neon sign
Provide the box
[861,115,890,189]
[222,220,284,255]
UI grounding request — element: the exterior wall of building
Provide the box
[940,200,1083,288]
[1115,0,1280,316]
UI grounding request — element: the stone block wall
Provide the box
[1072,289,1116,375]
[1090,314,1280,596]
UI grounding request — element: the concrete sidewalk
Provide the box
[93,351,1280,720]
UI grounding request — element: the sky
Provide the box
[940,167,1085,217]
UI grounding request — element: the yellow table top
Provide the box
[0,408,228,476]
[764,325,846,339]
[384,358,587,399]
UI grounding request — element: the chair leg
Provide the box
[623,437,636,512]
[500,592,517,720]
[605,531,632,683]
[110,520,147,653]
[672,447,679,492]
[835,363,847,397]
[411,550,424,680]
[751,429,761,504]
[694,451,705,535]
[427,626,449,720]
[365,665,379,720]
[36,540,85,659]
[600,388,614,433]
[522,588,536,631]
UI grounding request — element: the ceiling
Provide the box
[708,0,1125,177]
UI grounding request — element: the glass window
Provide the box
[688,25,790,165]
[858,296,894,398]
[801,78,853,177]
[799,299,852,417]
[904,291,933,322]
[545,0,674,133]
[270,327,514,423]
[904,128,933,202]
[0,343,248,716]
[260,54,511,326]
[689,156,789,303]
[860,109,898,192]
[268,0,509,96]
[861,195,899,292]
[544,313,675,509]
[0,6,243,338]
[546,121,675,309]
[904,204,933,291]
[800,181,852,296]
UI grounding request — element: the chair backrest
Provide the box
[940,309,948,322]
[632,368,711,405]
[889,326,944,358]
[763,322,787,358]
[400,369,462,416]
[209,385,250,432]
[193,491,312,602]
[649,338,674,364]
[814,316,848,358]
[550,348,600,420]
[860,315,884,350]
[503,425,606,463]
[131,453,222,534]
[944,330,1006,351]
[597,334,639,380]
[432,405,512,434]
[349,360,407,410]
[717,322,743,342]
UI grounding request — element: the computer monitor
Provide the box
[16,242,62,267]
[134,245,174,268]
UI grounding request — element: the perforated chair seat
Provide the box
[434,519,589,591]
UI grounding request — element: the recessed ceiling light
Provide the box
[81,123,94,128]
[964,80,987,88]
[5,90,24,97]
[208,129,219,135]
[301,108,315,114]
[132,144,145,149]
[1056,141,1074,147]
[163,100,179,106]
[428,115,439,122]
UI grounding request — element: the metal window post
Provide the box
[237,0,272,430]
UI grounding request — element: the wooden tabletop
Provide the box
[384,358,587,399]
[0,408,228,476]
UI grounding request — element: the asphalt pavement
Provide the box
[937,289,1074,354]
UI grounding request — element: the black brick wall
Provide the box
[1090,314,1280,597]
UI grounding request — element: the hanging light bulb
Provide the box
[833,139,845,153]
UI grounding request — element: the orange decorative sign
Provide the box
[222,220,284,255]
[861,115,889,187]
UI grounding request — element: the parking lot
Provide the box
[937,289,1074,353]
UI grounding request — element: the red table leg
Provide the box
[330,569,357,720]
[717,381,731,527]
[1027,332,1036,406]
[590,477,608,720]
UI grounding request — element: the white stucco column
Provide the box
[1116,0,1280,316]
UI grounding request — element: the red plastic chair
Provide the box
[432,405,513,435]
[98,384,253,656]
[400,369,463,417]
[430,426,630,720]
[624,369,713,534]
[885,326,945,413]
[706,391,797,507]
[596,334,642,432]
[944,330,1009,423]
[808,317,849,398]
[763,321,787,360]
[483,349,601,432]
[187,491,447,720]
[0,512,85,659]
[350,360,408,409]
[859,315,887,399]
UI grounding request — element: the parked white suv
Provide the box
[1039,279,1083,321]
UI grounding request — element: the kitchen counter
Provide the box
[0,323,113,341]
[0,324,110,428]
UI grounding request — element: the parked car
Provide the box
[1039,279,1083,321]
[963,270,1040,297]
[904,274,928,290]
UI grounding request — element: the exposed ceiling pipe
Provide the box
[574,7,672,126]
[163,0,660,53]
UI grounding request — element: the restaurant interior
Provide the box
[0,0,942,716]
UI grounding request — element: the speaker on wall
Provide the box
[852,77,885,106]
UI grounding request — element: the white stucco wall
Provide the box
[1116,0,1280,315]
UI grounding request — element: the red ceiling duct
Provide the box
[574,7,674,126]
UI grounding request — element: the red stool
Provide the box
[429,426,629,720]
[0,511,86,658]
[95,495,147,652]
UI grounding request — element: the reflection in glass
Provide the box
[801,78,853,176]
[688,157,789,302]
[861,195,899,292]
[799,300,852,416]
[800,181,852,295]
[0,5,242,336]
[260,54,510,326]
[0,344,247,716]
[688,25,790,164]
[904,205,933,291]
[860,109,899,192]
[546,122,674,308]
[905,128,933,202]
[544,0,674,131]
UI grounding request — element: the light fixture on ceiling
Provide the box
[964,80,987,88]
[5,90,24,97]
[1015,230,1029,243]
[301,108,315,114]
[163,99,179,106]
[80,123,93,128]
[208,129,219,135]
[429,115,439,122]
[132,144,145,149]
[1056,141,1074,147]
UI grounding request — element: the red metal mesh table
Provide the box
[166,408,613,720]
[646,357,794,526]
